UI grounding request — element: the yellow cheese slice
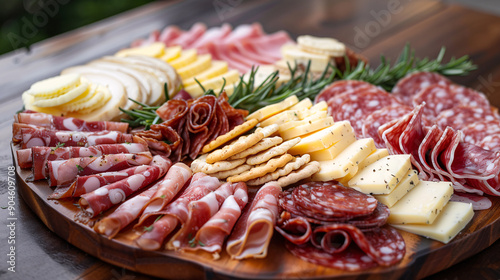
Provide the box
[297,101,327,119]
[374,170,419,207]
[278,111,328,133]
[391,201,474,244]
[177,54,212,80]
[289,98,313,111]
[183,61,229,87]
[259,110,300,127]
[388,180,454,225]
[281,116,334,140]
[337,165,359,186]
[26,73,81,98]
[308,132,356,161]
[184,70,240,97]
[115,42,166,58]
[348,154,412,194]
[288,121,353,155]
[247,95,299,122]
[283,45,330,72]
[169,49,197,69]
[357,149,390,170]
[33,82,89,107]
[161,46,182,62]
[311,138,376,181]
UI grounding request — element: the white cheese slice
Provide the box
[247,95,299,122]
[348,154,411,194]
[283,45,331,72]
[311,138,376,181]
[392,201,474,244]
[288,121,354,155]
[278,111,328,132]
[374,169,419,207]
[388,180,454,225]
[308,132,356,161]
[259,110,300,127]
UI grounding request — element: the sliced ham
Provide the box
[16,112,128,132]
[167,23,206,48]
[191,23,232,51]
[159,26,183,45]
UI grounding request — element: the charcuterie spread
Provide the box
[10,21,500,278]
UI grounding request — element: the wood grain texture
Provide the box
[12,144,500,279]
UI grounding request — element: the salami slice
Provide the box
[450,192,492,210]
[381,113,413,155]
[418,125,443,181]
[315,80,375,104]
[275,213,312,245]
[362,105,413,148]
[435,105,497,130]
[392,72,452,105]
[461,119,500,145]
[478,134,500,152]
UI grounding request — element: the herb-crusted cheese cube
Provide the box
[309,132,356,161]
[374,169,419,207]
[391,201,473,244]
[388,180,454,225]
[281,116,334,140]
[247,95,299,122]
[347,154,411,194]
[311,138,376,181]
[288,121,354,155]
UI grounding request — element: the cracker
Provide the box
[206,124,279,164]
[246,137,300,165]
[277,161,320,188]
[227,136,283,160]
[227,153,294,183]
[246,154,311,186]
[201,119,258,154]
[210,164,252,180]
[191,154,246,174]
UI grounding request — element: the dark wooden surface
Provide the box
[1,0,500,279]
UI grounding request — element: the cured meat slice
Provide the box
[20,127,135,149]
[28,143,148,180]
[392,72,452,105]
[418,125,443,181]
[293,182,378,218]
[93,181,161,238]
[222,23,264,46]
[226,181,281,259]
[347,202,390,229]
[381,113,413,155]
[315,80,375,104]
[232,41,277,65]
[328,88,401,137]
[169,182,247,251]
[135,173,221,250]
[191,23,232,51]
[450,193,492,210]
[167,23,206,48]
[287,226,405,271]
[362,105,413,148]
[461,119,500,145]
[204,42,252,73]
[478,134,500,152]
[49,165,151,200]
[158,26,182,45]
[16,112,128,132]
[434,105,498,130]
[275,213,312,245]
[239,30,292,60]
[467,177,500,196]
[47,152,153,186]
[78,155,171,218]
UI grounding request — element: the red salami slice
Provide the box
[478,134,500,152]
[315,80,375,104]
[392,72,451,105]
[381,113,413,155]
[275,213,312,245]
[328,88,401,137]
[467,177,500,197]
[286,226,405,271]
[362,105,413,148]
[292,182,378,218]
[347,202,390,229]
[435,105,498,130]
[461,119,500,145]
[450,193,492,210]
[418,125,443,181]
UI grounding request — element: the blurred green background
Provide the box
[0,0,155,56]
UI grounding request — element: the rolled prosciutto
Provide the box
[79,155,171,217]
[226,181,281,259]
[47,152,153,186]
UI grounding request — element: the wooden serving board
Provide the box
[12,144,500,279]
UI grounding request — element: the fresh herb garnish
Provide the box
[76,164,84,172]
[143,214,163,232]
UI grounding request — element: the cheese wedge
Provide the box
[374,170,419,207]
[169,49,197,69]
[388,180,454,225]
[288,121,353,155]
[278,111,328,132]
[183,61,229,87]
[312,138,376,181]
[391,202,474,244]
[247,95,299,122]
[177,54,212,80]
[184,70,240,97]
[281,116,334,140]
[308,132,356,161]
[348,154,411,194]
[115,42,166,58]
[259,110,300,127]
[161,46,182,62]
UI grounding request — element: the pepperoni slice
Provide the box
[315,80,375,104]
[435,105,498,130]
[362,105,413,148]
[392,71,452,105]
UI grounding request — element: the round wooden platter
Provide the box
[11,144,500,280]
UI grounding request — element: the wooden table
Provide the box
[1,0,499,279]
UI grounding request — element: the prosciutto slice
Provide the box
[169,182,247,252]
[398,104,428,180]
[47,152,153,186]
[16,112,128,132]
[79,155,171,218]
[20,127,136,149]
[135,173,221,250]
[226,181,281,260]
